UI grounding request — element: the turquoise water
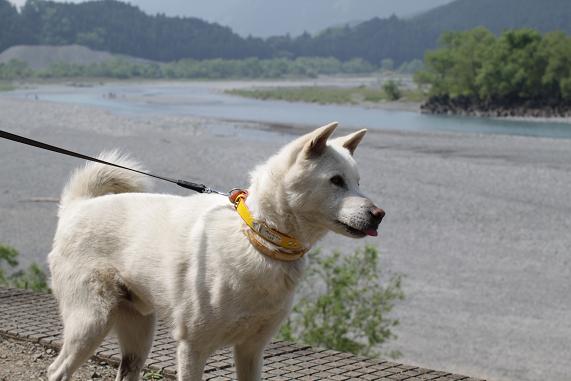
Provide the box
[7,82,571,139]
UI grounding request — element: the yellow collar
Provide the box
[230,190,308,262]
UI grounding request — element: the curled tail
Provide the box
[60,150,150,209]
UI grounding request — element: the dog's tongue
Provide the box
[365,229,378,237]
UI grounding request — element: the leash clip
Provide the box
[204,187,230,197]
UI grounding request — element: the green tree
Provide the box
[381,58,394,72]
[476,29,546,100]
[540,32,571,100]
[0,59,32,79]
[415,27,571,104]
[383,80,402,101]
[398,59,423,74]
[415,28,495,97]
[0,0,22,52]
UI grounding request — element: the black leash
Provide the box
[0,129,228,196]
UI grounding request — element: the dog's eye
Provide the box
[330,175,346,187]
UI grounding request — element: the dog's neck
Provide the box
[245,186,327,249]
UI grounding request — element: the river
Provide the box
[5,80,571,139]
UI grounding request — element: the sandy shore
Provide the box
[1,95,570,381]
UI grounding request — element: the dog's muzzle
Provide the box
[364,206,385,236]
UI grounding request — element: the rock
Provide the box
[421,95,571,119]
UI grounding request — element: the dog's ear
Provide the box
[332,129,367,155]
[303,122,338,158]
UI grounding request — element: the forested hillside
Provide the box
[0,0,271,61]
[1,0,570,64]
[270,0,571,64]
[267,16,436,65]
[415,0,571,35]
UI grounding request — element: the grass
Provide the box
[143,369,164,380]
[0,81,16,92]
[226,85,426,105]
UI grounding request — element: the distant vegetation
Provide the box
[2,0,571,65]
[415,28,571,116]
[226,82,424,105]
[0,57,378,80]
[383,80,402,101]
[0,0,270,61]
[0,81,15,91]
[279,246,403,358]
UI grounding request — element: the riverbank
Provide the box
[225,85,423,112]
[225,84,571,123]
[421,95,571,123]
[1,93,570,381]
[0,81,15,92]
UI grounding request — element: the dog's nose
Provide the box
[370,207,385,223]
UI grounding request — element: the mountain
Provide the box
[269,0,571,65]
[414,0,571,34]
[0,0,271,61]
[128,0,454,37]
[1,0,570,65]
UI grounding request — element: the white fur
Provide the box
[47,123,382,381]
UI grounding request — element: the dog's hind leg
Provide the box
[47,305,115,381]
[114,304,156,381]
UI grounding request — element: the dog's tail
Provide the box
[60,150,150,209]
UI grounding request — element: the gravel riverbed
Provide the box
[0,93,570,381]
[0,336,120,381]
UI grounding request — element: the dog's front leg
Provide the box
[176,340,208,381]
[234,340,267,381]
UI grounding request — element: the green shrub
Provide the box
[415,27,571,102]
[383,80,402,101]
[279,245,404,358]
[0,244,49,292]
[143,370,163,380]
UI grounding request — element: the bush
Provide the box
[383,80,402,101]
[0,59,32,80]
[279,245,404,358]
[415,27,571,103]
[0,244,49,292]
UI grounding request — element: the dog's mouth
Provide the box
[335,220,378,237]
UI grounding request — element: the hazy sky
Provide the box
[8,0,454,37]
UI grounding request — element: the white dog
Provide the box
[47,122,384,381]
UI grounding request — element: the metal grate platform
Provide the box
[0,288,484,380]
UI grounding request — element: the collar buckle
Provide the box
[229,189,308,261]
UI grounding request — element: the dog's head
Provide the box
[251,122,384,239]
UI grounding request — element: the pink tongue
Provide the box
[365,229,378,237]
